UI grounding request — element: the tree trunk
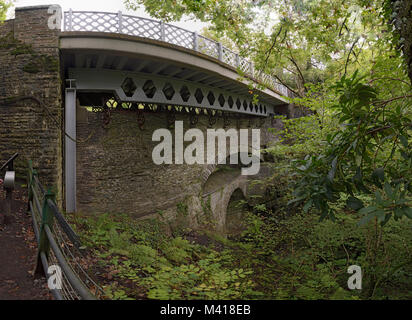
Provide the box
[392,0,412,83]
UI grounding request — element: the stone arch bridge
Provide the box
[0,6,297,231]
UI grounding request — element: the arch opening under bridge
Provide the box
[201,153,255,233]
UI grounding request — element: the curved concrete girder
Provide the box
[60,32,288,107]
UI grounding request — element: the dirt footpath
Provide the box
[0,183,51,300]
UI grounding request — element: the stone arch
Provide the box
[223,187,248,235]
[201,164,217,184]
[202,169,248,233]
[217,177,248,233]
[201,148,258,186]
[200,148,261,232]
[202,152,245,195]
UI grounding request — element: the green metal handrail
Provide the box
[27,160,97,300]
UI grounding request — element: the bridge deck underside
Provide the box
[61,49,287,116]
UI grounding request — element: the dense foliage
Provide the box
[289,71,411,224]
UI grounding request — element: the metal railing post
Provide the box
[193,32,198,51]
[27,161,99,299]
[68,8,73,31]
[218,42,223,61]
[27,160,35,211]
[118,11,123,33]
[160,21,165,41]
[34,189,56,276]
[235,53,240,68]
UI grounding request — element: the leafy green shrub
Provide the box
[145,255,258,300]
[160,237,192,264]
[129,244,160,268]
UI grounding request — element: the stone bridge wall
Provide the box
[76,107,283,219]
[0,6,62,201]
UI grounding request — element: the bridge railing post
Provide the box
[118,11,123,34]
[235,53,240,69]
[250,62,254,77]
[68,8,73,31]
[160,21,165,41]
[27,160,34,211]
[34,189,56,276]
[193,32,198,51]
[218,42,223,62]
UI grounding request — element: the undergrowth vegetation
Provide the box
[72,195,411,300]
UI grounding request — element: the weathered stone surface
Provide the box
[76,107,281,220]
[0,7,62,203]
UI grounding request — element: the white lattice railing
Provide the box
[63,10,292,98]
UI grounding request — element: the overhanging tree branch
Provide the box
[264,26,283,67]
[343,36,360,78]
[272,73,301,97]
